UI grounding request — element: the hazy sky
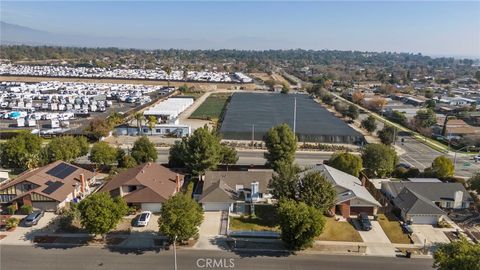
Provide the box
[1,1,479,57]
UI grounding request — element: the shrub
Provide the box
[6,217,19,230]
[6,205,17,215]
[20,205,33,215]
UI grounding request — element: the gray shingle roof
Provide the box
[382,182,472,203]
[393,187,445,216]
[304,164,381,207]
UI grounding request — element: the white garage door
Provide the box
[141,203,162,213]
[203,203,231,212]
[410,215,438,224]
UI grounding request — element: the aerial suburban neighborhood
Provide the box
[0,1,479,270]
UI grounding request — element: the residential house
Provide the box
[303,164,381,217]
[381,181,473,224]
[99,162,182,212]
[0,161,96,211]
[432,118,476,139]
[195,170,274,213]
[0,171,9,183]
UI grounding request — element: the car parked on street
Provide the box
[24,210,45,227]
[357,212,372,231]
[135,211,152,227]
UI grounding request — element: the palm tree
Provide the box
[164,66,172,87]
[134,112,145,136]
[147,115,157,136]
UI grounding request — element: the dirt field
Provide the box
[250,72,291,86]
[0,75,256,91]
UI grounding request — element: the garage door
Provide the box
[141,203,162,213]
[32,202,58,212]
[203,203,231,212]
[410,215,439,224]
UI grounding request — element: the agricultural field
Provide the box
[189,93,231,120]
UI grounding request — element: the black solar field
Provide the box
[219,93,364,143]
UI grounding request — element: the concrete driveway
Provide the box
[131,213,160,233]
[0,212,57,245]
[411,225,450,246]
[194,211,225,250]
[354,219,396,257]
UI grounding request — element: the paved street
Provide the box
[1,245,434,270]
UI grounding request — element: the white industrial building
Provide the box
[143,97,194,121]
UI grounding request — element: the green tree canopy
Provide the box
[346,104,359,120]
[389,110,407,125]
[430,156,455,178]
[277,199,326,250]
[158,193,204,242]
[362,143,398,177]
[131,136,158,164]
[77,192,128,237]
[89,141,118,167]
[43,136,90,163]
[85,118,111,141]
[116,148,137,168]
[0,132,43,171]
[299,171,336,213]
[268,161,300,200]
[433,238,480,270]
[414,108,437,128]
[469,173,480,194]
[361,115,377,133]
[378,125,396,145]
[263,124,297,171]
[168,139,187,168]
[328,152,363,177]
[220,144,239,169]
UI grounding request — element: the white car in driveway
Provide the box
[135,211,152,227]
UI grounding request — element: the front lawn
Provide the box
[229,205,279,232]
[316,217,363,242]
[377,213,411,244]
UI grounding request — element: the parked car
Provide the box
[473,155,480,162]
[135,211,152,227]
[357,212,372,231]
[24,210,45,227]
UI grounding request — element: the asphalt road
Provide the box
[1,245,434,270]
[156,149,331,167]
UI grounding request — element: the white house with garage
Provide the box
[195,170,274,213]
[99,162,182,213]
[381,180,473,224]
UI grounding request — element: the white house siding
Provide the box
[407,214,441,225]
[141,203,162,213]
[202,202,232,212]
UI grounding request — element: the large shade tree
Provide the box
[433,238,480,270]
[328,152,363,177]
[0,132,43,170]
[362,143,398,177]
[263,123,297,171]
[131,136,158,164]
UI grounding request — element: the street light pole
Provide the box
[453,145,471,169]
[173,235,177,270]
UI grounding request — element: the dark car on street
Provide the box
[358,212,372,231]
[24,210,44,227]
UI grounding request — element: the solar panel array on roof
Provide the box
[41,181,65,195]
[46,163,78,179]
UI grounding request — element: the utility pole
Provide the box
[293,97,297,134]
[173,235,177,270]
[251,124,255,148]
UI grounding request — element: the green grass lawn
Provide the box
[229,205,279,232]
[377,213,411,244]
[316,217,363,242]
[189,94,231,120]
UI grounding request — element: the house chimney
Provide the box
[175,174,181,192]
[80,174,85,193]
[361,176,366,187]
[453,191,463,209]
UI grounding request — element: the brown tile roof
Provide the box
[99,163,181,203]
[0,160,96,202]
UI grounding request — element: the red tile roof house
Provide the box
[0,161,96,212]
[99,162,183,213]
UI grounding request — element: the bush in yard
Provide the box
[277,199,325,250]
[6,217,19,230]
[6,205,16,215]
[328,152,363,177]
[433,237,480,270]
[158,193,203,243]
[77,192,128,237]
[20,205,33,215]
[430,156,454,178]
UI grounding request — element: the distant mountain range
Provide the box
[0,21,291,50]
